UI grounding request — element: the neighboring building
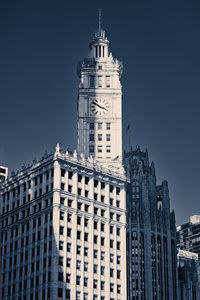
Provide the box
[177,215,200,257]
[0,145,127,300]
[124,146,178,300]
[0,166,8,184]
[177,250,200,300]
[77,21,123,168]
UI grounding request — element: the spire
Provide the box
[99,8,102,31]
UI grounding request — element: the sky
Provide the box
[0,0,200,225]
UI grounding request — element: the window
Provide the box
[94,220,98,229]
[110,253,114,263]
[117,228,120,236]
[89,134,94,141]
[77,230,81,240]
[98,145,102,153]
[84,277,88,287]
[101,251,105,260]
[110,198,114,206]
[67,213,72,222]
[106,75,110,87]
[101,223,105,232]
[110,226,114,234]
[110,283,114,293]
[60,197,65,205]
[61,183,65,190]
[77,216,81,225]
[94,249,98,259]
[94,207,98,215]
[84,218,89,226]
[59,226,64,235]
[78,174,82,182]
[89,122,94,130]
[67,228,71,237]
[90,75,95,88]
[57,288,63,298]
[68,171,73,179]
[110,268,114,277]
[94,235,98,244]
[94,264,98,273]
[61,169,65,177]
[106,134,111,141]
[98,123,102,130]
[98,134,102,141]
[98,75,102,87]
[117,256,121,264]
[110,185,114,193]
[84,247,88,256]
[117,270,121,279]
[76,292,81,300]
[93,279,98,289]
[77,245,81,255]
[76,260,81,270]
[117,241,120,250]
[60,211,64,220]
[89,145,94,154]
[67,243,71,252]
[66,273,70,283]
[84,232,88,241]
[106,123,111,130]
[117,285,121,294]
[116,187,120,195]
[101,281,105,290]
[106,145,111,153]
[110,240,114,248]
[84,262,88,272]
[68,199,73,207]
[76,276,81,285]
[58,272,63,281]
[101,266,105,276]
[59,256,63,266]
[101,195,104,202]
[66,258,71,268]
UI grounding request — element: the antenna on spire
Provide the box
[98,8,102,30]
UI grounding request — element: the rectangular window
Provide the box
[106,123,111,130]
[106,146,111,153]
[89,134,94,141]
[98,134,102,141]
[106,75,110,87]
[89,145,94,154]
[98,75,102,87]
[106,134,111,141]
[89,122,94,130]
[90,75,95,88]
[98,146,102,153]
[98,123,102,130]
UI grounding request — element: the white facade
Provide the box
[0,147,127,300]
[77,27,123,168]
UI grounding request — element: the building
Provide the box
[0,166,8,184]
[124,146,178,300]
[177,250,200,300]
[0,20,127,300]
[77,20,123,167]
[0,146,127,300]
[177,215,200,258]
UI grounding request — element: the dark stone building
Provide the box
[124,146,178,300]
[177,250,200,300]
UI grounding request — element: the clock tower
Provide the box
[77,17,123,168]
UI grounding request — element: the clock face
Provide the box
[90,99,110,116]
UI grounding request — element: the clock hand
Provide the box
[94,102,108,111]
